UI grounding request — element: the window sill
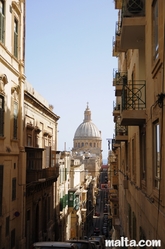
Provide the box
[11,138,18,142]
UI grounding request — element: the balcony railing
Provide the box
[122,80,146,110]
[115,124,128,136]
[113,70,127,86]
[121,80,146,125]
[115,123,128,141]
[113,101,121,111]
[112,138,120,151]
[113,101,121,122]
[115,21,121,37]
[122,0,145,18]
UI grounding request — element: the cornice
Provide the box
[24,91,60,121]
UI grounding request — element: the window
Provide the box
[11,229,15,248]
[153,121,160,189]
[14,18,18,58]
[140,126,146,181]
[0,95,4,137]
[13,102,18,139]
[6,216,9,236]
[152,0,158,60]
[0,0,5,43]
[12,178,16,201]
[0,165,3,216]
[132,212,136,240]
[128,204,132,238]
[132,138,136,181]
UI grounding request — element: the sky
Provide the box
[25,0,118,161]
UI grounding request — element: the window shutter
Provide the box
[14,32,18,57]
[0,165,3,216]
[0,96,4,137]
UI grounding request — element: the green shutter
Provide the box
[65,194,68,206]
[63,195,66,208]
[68,191,74,207]
[60,198,63,211]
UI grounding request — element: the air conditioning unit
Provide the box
[124,0,145,17]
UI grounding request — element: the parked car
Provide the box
[66,240,93,249]
[89,236,103,249]
[32,241,78,249]
[89,237,102,249]
[90,241,98,249]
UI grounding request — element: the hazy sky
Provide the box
[25,0,118,160]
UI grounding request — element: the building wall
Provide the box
[112,0,165,247]
[0,0,26,248]
[24,81,60,246]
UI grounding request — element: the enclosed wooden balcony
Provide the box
[121,80,146,125]
[120,0,145,50]
[26,165,59,183]
[25,147,60,183]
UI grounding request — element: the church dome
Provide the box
[74,104,101,139]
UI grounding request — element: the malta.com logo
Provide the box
[105,237,161,247]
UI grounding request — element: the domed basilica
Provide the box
[72,104,102,158]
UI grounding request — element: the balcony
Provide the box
[120,0,145,50]
[26,165,59,183]
[115,124,128,141]
[121,80,146,125]
[112,22,126,56]
[112,37,118,57]
[113,101,121,122]
[112,138,120,151]
[114,0,122,9]
[113,70,127,96]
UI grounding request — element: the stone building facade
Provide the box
[0,0,26,248]
[112,0,165,247]
[24,81,60,247]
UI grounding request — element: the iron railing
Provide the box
[115,123,128,136]
[113,101,121,111]
[115,21,122,36]
[122,80,146,110]
[113,69,127,86]
[122,0,145,18]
